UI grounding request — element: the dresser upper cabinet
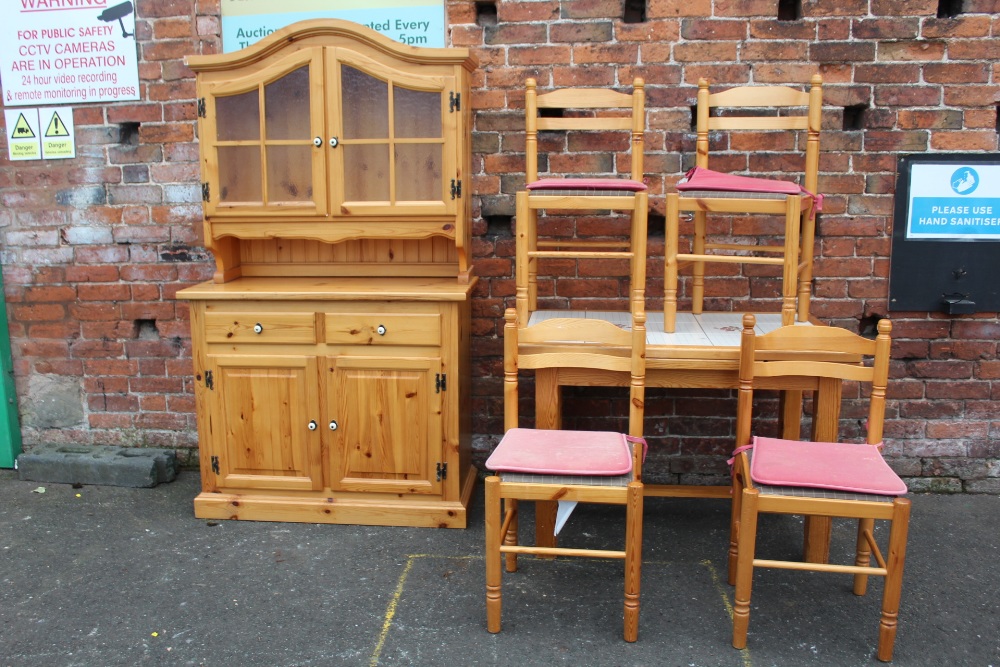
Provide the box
[186,21,475,247]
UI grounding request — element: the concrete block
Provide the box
[16,444,178,488]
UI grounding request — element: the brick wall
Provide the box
[1,0,998,489]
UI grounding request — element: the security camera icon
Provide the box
[98,1,135,39]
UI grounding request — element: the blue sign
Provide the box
[907,163,1000,239]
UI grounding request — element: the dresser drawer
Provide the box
[324,313,441,346]
[204,312,317,344]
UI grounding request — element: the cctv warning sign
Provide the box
[0,0,140,106]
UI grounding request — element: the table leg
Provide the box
[803,377,843,563]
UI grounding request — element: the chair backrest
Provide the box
[524,78,645,185]
[695,75,822,194]
[504,308,646,436]
[736,313,892,449]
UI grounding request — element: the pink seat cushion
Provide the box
[749,436,907,496]
[527,178,648,192]
[486,428,633,476]
[676,166,823,212]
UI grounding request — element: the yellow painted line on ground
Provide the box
[702,559,753,667]
[370,554,752,666]
[370,554,479,666]
[369,554,418,667]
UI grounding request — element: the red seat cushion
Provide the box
[486,428,634,475]
[748,436,907,496]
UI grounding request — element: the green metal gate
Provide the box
[0,267,21,468]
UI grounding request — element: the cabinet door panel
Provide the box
[201,48,327,217]
[328,356,442,495]
[208,355,322,491]
[330,50,457,216]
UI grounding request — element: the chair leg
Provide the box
[780,197,800,327]
[504,497,519,572]
[877,498,911,662]
[727,464,743,586]
[485,476,502,633]
[732,488,759,650]
[664,193,679,333]
[623,481,644,642]
[797,206,816,323]
[631,191,649,319]
[515,192,531,326]
[853,517,875,596]
[692,211,706,314]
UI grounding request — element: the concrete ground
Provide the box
[1,469,997,666]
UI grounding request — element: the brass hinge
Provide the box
[436,462,447,481]
[450,180,461,200]
[449,91,460,112]
[204,369,213,390]
[211,455,220,474]
[197,98,206,118]
[435,373,447,393]
[201,182,210,202]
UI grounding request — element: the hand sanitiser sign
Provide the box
[906,163,1000,240]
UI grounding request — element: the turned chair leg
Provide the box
[623,481,643,642]
[664,193,680,333]
[732,488,759,649]
[503,497,519,573]
[853,517,875,596]
[691,211,706,314]
[877,499,911,662]
[485,476,502,633]
[727,466,743,586]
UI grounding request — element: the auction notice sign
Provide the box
[0,0,140,107]
[220,0,445,53]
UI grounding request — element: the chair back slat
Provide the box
[736,313,892,448]
[525,77,645,184]
[537,87,635,108]
[504,309,646,437]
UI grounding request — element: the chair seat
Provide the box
[527,178,648,196]
[486,428,634,476]
[746,436,907,498]
[678,189,800,202]
[498,469,635,486]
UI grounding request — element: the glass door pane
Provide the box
[215,90,262,203]
[341,66,388,139]
[264,66,313,204]
[393,85,443,202]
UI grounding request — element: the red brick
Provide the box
[11,304,66,322]
[804,0,870,16]
[497,0,560,21]
[921,16,993,39]
[930,131,997,152]
[853,18,920,39]
[870,0,936,15]
[681,19,747,40]
[508,46,572,66]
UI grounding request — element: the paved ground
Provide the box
[1,469,997,666]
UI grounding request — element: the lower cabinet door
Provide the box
[206,354,323,491]
[328,355,443,495]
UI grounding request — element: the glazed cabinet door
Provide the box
[199,47,327,218]
[205,354,323,491]
[330,49,459,217]
[327,355,443,495]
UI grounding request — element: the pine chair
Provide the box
[728,314,910,662]
[664,75,823,332]
[485,308,647,641]
[516,78,648,327]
